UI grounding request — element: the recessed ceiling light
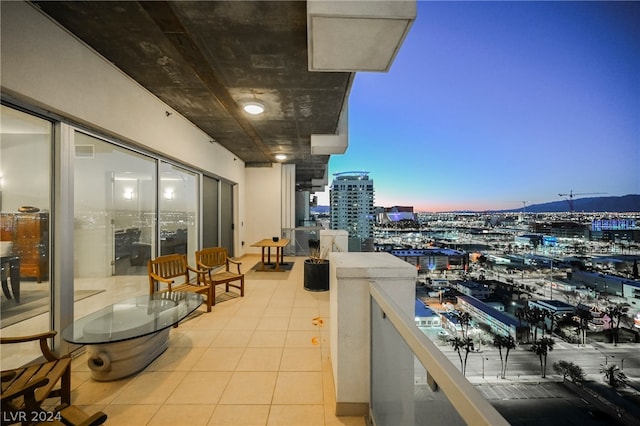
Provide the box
[275,154,287,161]
[243,101,265,115]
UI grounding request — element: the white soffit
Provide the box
[311,134,347,155]
[311,179,326,187]
[311,103,349,155]
[307,0,416,72]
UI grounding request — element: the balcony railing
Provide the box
[282,226,323,256]
[369,281,509,426]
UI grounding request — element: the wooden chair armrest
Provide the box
[227,258,242,273]
[196,262,213,271]
[149,271,175,292]
[1,370,17,382]
[187,265,209,275]
[1,331,60,361]
[0,330,56,345]
[149,271,174,284]
[1,376,49,403]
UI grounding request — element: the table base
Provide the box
[86,328,170,381]
[256,262,291,271]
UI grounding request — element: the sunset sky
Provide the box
[317,1,640,212]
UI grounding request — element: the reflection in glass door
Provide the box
[74,132,156,318]
[0,105,52,368]
[159,162,198,266]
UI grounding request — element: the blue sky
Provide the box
[319,1,640,212]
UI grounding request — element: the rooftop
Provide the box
[457,295,520,328]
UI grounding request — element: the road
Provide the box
[431,336,640,383]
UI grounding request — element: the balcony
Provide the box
[60,254,358,425]
[30,252,505,425]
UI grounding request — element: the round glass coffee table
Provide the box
[62,292,202,381]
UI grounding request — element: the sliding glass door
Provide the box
[0,106,221,366]
[73,131,156,317]
[0,105,52,367]
[159,162,199,266]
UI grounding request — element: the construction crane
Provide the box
[519,201,529,223]
[558,190,606,213]
[512,200,529,217]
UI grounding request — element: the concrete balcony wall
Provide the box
[329,252,416,416]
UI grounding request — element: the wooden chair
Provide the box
[41,404,108,426]
[148,253,213,312]
[1,331,71,424]
[195,247,244,306]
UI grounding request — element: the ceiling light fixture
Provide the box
[243,101,265,115]
[275,154,287,161]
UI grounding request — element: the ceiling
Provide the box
[32,1,354,192]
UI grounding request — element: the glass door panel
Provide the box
[0,105,52,368]
[74,132,156,319]
[159,162,198,266]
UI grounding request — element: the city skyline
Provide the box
[317,1,640,212]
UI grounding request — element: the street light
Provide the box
[549,258,553,300]
[596,348,611,365]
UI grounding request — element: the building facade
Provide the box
[330,171,375,250]
[456,295,528,341]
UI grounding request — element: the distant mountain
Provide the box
[498,194,640,213]
[314,195,639,214]
[311,205,330,214]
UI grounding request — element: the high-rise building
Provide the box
[330,171,375,250]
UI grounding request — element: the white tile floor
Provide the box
[63,256,366,425]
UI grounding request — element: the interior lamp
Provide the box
[275,154,287,161]
[242,101,265,115]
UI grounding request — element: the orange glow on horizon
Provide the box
[401,201,511,213]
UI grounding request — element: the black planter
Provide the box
[304,259,329,292]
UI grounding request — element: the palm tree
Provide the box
[493,334,517,379]
[601,364,629,388]
[544,310,559,335]
[455,311,472,339]
[574,307,591,346]
[449,336,474,376]
[530,306,545,340]
[515,307,525,327]
[450,336,465,373]
[604,305,625,346]
[531,337,555,378]
[515,305,534,343]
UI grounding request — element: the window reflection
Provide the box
[159,162,198,265]
[0,105,52,366]
[74,132,156,323]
